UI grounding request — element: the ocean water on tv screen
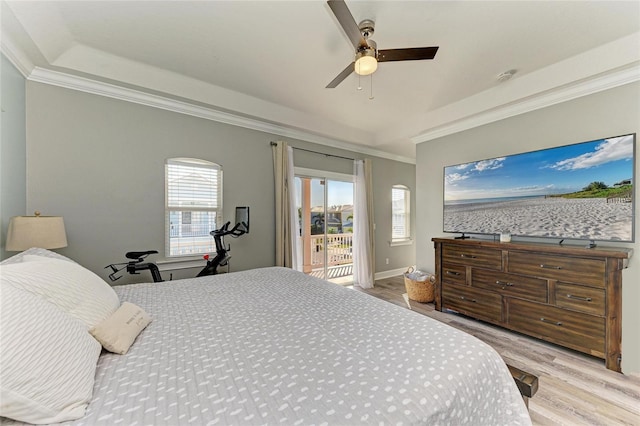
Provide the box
[444,195,542,206]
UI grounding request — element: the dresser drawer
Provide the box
[507,251,605,287]
[443,284,502,323]
[442,245,502,270]
[555,282,605,316]
[472,269,548,303]
[508,298,605,357]
[441,263,466,286]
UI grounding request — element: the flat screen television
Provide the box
[443,133,635,243]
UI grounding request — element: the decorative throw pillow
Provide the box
[90,302,152,354]
[0,256,119,329]
[0,284,101,424]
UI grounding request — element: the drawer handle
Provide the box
[446,270,461,276]
[460,296,477,303]
[540,264,562,270]
[540,317,562,326]
[567,294,592,302]
[495,280,514,287]
[460,254,477,259]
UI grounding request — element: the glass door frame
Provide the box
[295,167,354,281]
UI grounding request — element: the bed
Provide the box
[0,249,531,425]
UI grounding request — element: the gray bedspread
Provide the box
[76,267,531,425]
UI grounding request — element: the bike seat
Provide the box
[125,250,158,260]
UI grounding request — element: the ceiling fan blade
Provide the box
[378,47,439,62]
[326,62,355,88]
[327,0,368,50]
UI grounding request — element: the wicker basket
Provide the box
[404,267,436,303]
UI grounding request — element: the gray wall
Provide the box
[416,82,640,374]
[370,156,416,272]
[0,55,27,260]
[24,81,415,283]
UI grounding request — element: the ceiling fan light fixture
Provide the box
[355,48,377,76]
[325,1,439,88]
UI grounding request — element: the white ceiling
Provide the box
[3,1,640,162]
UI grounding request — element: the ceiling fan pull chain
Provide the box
[369,74,374,100]
[357,69,362,91]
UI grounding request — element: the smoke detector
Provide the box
[497,69,517,82]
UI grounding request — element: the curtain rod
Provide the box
[270,141,355,161]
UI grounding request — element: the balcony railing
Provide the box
[307,233,353,267]
[169,223,212,238]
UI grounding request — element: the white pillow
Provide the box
[0,256,120,329]
[22,253,74,264]
[0,284,101,424]
[0,247,76,265]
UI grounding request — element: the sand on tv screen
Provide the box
[443,133,635,242]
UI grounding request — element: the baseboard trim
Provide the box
[375,267,409,280]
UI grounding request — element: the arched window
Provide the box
[391,185,410,243]
[165,158,222,257]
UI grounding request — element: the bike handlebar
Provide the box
[210,221,246,238]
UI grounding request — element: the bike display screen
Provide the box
[235,206,249,234]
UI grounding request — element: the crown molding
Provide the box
[17,61,639,163]
[411,63,640,144]
[0,32,34,78]
[12,50,638,164]
[26,67,416,164]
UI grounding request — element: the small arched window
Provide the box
[165,158,222,257]
[391,185,410,243]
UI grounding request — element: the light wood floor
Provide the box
[357,276,640,426]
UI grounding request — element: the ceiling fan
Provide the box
[326,0,439,88]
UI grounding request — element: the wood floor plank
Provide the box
[358,276,640,426]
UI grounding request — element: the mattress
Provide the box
[59,267,531,425]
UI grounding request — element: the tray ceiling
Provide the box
[3,1,639,161]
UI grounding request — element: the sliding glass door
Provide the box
[295,169,354,284]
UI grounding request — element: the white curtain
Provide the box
[353,159,375,288]
[287,146,302,271]
[272,141,301,271]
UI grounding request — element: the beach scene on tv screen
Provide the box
[444,134,634,241]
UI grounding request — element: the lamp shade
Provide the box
[5,212,68,251]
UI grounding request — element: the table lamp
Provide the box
[5,211,68,251]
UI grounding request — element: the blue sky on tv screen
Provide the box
[444,134,634,202]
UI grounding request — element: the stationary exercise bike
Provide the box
[105,207,249,283]
[196,220,247,277]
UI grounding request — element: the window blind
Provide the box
[166,158,222,257]
[167,160,221,210]
[392,186,410,241]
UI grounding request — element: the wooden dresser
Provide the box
[432,237,632,372]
